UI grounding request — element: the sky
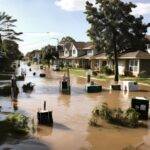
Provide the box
[0,0,150,54]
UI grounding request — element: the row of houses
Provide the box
[59,40,150,77]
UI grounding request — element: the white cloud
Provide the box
[55,0,150,16]
[132,3,150,16]
[55,0,95,11]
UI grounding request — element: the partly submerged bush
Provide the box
[16,75,25,81]
[100,66,113,75]
[89,103,140,128]
[0,84,11,96]
[27,62,31,66]
[0,113,29,135]
[7,113,29,134]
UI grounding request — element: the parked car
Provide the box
[52,65,60,71]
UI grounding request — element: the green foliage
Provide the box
[0,12,22,41]
[0,113,29,137]
[90,103,140,128]
[138,70,149,78]
[0,12,23,72]
[0,84,11,96]
[0,74,12,80]
[124,70,134,77]
[6,113,29,134]
[100,66,113,75]
[60,36,76,44]
[27,62,31,66]
[16,75,25,81]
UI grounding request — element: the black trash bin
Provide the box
[37,110,53,126]
[131,97,149,120]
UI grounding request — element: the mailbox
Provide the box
[131,97,149,120]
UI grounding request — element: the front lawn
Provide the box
[60,68,150,85]
[61,68,109,81]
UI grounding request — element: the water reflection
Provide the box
[37,125,53,137]
[58,94,71,107]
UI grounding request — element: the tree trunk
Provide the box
[114,48,119,82]
[113,31,119,82]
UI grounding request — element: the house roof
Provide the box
[91,53,107,60]
[82,43,95,50]
[119,51,150,59]
[66,56,78,60]
[73,42,87,50]
[72,41,93,50]
[77,54,92,60]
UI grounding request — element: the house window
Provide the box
[73,50,76,54]
[129,60,138,72]
[102,61,107,66]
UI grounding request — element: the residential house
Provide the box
[26,50,41,63]
[118,51,150,76]
[60,41,93,68]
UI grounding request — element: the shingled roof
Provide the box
[119,51,150,59]
[91,53,107,60]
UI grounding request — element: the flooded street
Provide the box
[1,62,150,150]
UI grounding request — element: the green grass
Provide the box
[69,68,86,77]
[61,68,109,81]
[135,78,150,85]
[61,68,150,85]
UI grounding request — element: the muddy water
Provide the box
[1,62,150,150]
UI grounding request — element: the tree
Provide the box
[85,0,150,81]
[0,12,22,42]
[41,45,59,67]
[60,36,76,44]
[3,40,23,60]
[0,12,23,72]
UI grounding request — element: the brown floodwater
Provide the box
[0,62,150,150]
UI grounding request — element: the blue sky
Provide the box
[0,0,150,54]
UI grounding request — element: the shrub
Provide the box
[124,70,134,77]
[6,113,29,134]
[138,70,149,78]
[0,113,29,136]
[27,62,31,66]
[92,71,98,76]
[0,85,11,96]
[89,103,140,128]
[0,74,12,80]
[16,75,25,81]
[100,66,113,75]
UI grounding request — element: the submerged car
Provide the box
[52,65,60,71]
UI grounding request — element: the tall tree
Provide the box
[41,45,59,67]
[0,12,23,72]
[85,0,150,81]
[60,36,76,44]
[0,12,22,42]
